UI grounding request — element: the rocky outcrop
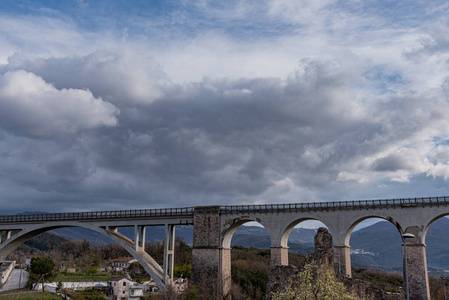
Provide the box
[342,277,404,300]
[266,265,299,296]
[266,227,404,300]
[311,227,334,276]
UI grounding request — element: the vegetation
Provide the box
[173,264,191,279]
[429,276,449,300]
[0,290,62,299]
[230,247,271,299]
[272,262,360,300]
[23,233,67,253]
[28,257,56,291]
[352,267,449,299]
[352,268,403,293]
[68,289,107,300]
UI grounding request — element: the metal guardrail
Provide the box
[0,207,194,223]
[219,196,449,214]
[0,196,447,222]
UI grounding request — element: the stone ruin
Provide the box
[266,227,404,300]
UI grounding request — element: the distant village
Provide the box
[349,249,377,256]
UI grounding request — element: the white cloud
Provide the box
[0,70,118,137]
[4,48,167,105]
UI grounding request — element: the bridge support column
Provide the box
[192,206,230,299]
[404,243,430,300]
[221,247,231,298]
[333,245,351,278]
[271,247,288,266]
[163,224,175,283]
[134,225,146,252]
[1,231,11,243]
[140,226,146,249]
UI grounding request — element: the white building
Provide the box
[108,277,133,300]
[129,283,146,300]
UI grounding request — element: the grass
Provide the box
[69,289,107,300]
[352,268,403,293]
[0,290,62,299]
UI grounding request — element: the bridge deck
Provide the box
[0,196,448,222]
[0,207,194,222]
[220,196,449,214]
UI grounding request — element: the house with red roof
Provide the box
[110,257,137,272]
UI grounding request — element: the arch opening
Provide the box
[222,219,271,300]
[285,219,329,256]
[345,216,402,247]
[347,217,404,292]
[423,215,449,280]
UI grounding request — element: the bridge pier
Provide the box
[333,245,351,278]
[270,246,288,266]
[404,242,430,300]
[220,247,232,298]
[1,231,11,243]
[134,225,146,252]
[163,224,175,283]
[191,206,230,299]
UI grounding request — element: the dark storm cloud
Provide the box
[1,50,449,213]
[372,155,410,172]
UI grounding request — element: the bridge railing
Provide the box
[219,196,449,214]
[1,196,449,222]
[0,207,195,223]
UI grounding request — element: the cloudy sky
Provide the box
[1,0,449,213]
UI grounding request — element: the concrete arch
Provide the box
[0,221,167,292]
[422,213,449,244]
[280,218,333,248]
[344,215,402,247]
[222,218,271,249]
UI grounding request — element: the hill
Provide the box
[349,217,449,274]
[51,225,194,245]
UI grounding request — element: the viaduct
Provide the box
[0,196,448,299]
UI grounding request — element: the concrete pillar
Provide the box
[270,247,288,266]
[404,243,430,300]
[220,247,232,298]
[139,226,146,249]
[192,206,230,299]
[163,224,175,283]
[333,245,351,278]
[0,231,12,244]
[134,225,140,251]
[134,225,146,252]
